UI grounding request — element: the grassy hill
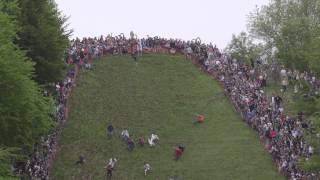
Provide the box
[51,54,283,180]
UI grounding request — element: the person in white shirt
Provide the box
[308,146,313,157]
[137,39,143,56]
[148,134,159,146]
[143,162,151,176]
[121,129,129,141]
[280,69,287,78]
[108,158,117,168]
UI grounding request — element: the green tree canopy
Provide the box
[225,32,263,65]
[0,1,53,176]
[16,0,70,84]
[248,0,320,74]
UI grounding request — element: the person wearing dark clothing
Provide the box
[132,51,138,62]
[275,96,282,109]
[107,124,114,137]
[75,155,86,165]
[106,164,113,179]
[250,58,254,68]
[178,144,185,152]
[128,139,135,151]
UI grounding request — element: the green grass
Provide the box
[51,54,284,180]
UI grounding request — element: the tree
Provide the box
[305,29,320,75]
[0,0,53,174]
[0,147,20,178]
[248,0,320,73]
[225,32,263,65]
[16,0,71,84]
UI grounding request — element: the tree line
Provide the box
[226,0,320,75]
[0,0,70,177]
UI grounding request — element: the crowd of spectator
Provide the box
[197,48,320,179]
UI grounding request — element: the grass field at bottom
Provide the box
[51,54,284,180]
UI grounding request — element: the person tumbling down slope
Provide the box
[193,114,205,124]
[148,134,159,147]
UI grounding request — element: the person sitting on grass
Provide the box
[107,124,114,137]
[75,155,86,165]
[121,129,129,141]
[143,162,152,176]
[193,114,205,124]
[148,134,159,147]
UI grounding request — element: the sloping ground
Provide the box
[51,54,284,180]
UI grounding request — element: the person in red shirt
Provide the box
[270,130,277,139]
[174,144,185,160]
[138,137,145,147]
[175,147,182,160]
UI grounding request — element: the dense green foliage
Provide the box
[225,32,263,65]
[16,0,70,84]
[0,0,69,177]
[52,54,284,179]
[0,0,50,146]
[248,0,320,74]
[0,147,20,178]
